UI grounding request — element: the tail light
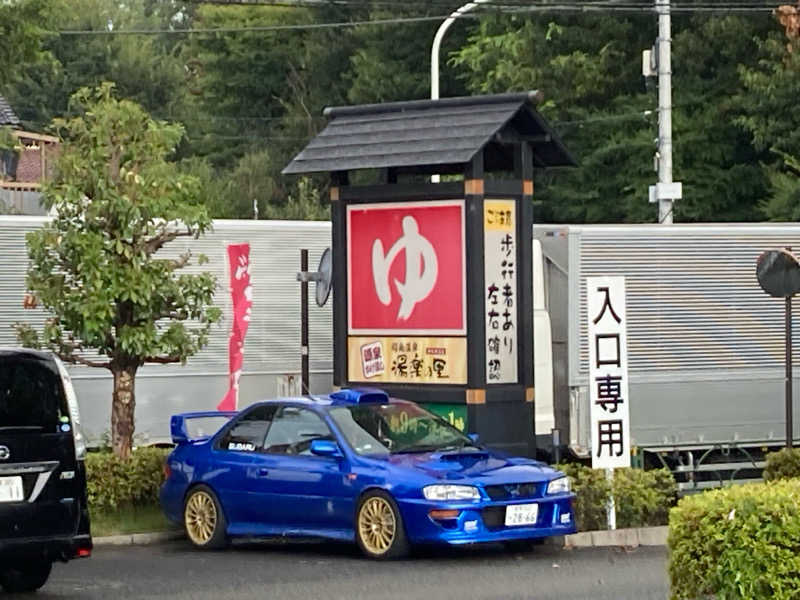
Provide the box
[163,462,172,479]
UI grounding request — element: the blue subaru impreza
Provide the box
[160,388,576,559]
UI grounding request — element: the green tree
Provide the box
[670,13,772,222]
[738,20,800,220]
[453,13,655,222]
[4,0,188,131]
[180,4,314,168]
[0,0,54,83]
[16,83,221,459]
[347,4,468,105]
[453,11,774,223]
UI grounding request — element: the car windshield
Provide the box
[329,401,474,456]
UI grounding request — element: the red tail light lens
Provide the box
[163,462,171,479]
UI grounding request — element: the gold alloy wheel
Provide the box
[358,496,397,555]
[185,490,217,546]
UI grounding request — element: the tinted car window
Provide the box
[218,405,276,452]
[263,406,333,455]
[0,355,68,431]
[329,401,473,455]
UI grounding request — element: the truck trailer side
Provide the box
[534,224,800,490]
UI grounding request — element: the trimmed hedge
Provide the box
[668,479,800,600]
[764,448,800,481]
[85,447,170,512]
[557,463,677,531]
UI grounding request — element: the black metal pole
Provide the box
[301,249,310,395]
[787,293,794,449]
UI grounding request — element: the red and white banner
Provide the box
[347,201,466,335]
[217,243,253,412]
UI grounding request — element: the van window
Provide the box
[0,355,68,431]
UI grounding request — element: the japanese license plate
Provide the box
[0,476,24,503]
[505,503,538,527]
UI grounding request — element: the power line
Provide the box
[56,2,782,35]
[58,13,482,35]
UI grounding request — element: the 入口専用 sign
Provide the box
[587,276,631,469]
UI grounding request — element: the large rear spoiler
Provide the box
[170,411,237,445]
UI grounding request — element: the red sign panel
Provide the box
[347,201,465,335]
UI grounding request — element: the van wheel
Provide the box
[355,491,409,559]
[0,560,52,593]
[184,485,228,550]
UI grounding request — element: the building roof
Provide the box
[0,96,20,127]
[282,91,576,176]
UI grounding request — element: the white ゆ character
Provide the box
[371,216,438,320]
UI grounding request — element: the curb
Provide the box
[562,526,668,548]
[93,530,183,547]
[90,526,669,549]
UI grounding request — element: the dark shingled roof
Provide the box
[282,91,576,175]
[0,95,20,127]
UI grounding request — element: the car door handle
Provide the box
[257,468,269,477]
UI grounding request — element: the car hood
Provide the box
[369,448,560,485]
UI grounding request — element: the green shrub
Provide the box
[668,479,800,600]
[764,448,800,481]
[85,447,170,512]
[557,463,611,531]
[612,467,677,529]
[556,463,677,531]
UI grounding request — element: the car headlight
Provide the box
[546,476,570,495]
[423,485,480,501]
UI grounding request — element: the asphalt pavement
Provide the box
[32,539,669,600]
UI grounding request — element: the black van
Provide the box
[0,348,92,593]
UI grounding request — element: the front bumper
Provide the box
[398,494,576,545]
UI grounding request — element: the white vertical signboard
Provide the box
[484,200,518,384]
[587,276,631,470]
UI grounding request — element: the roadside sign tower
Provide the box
[284,92,575,456]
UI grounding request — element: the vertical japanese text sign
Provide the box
[587,276,631,469]
[484,200,518,383]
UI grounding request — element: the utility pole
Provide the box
[648,0,681,223]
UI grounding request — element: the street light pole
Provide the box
[430,0,491,182]
[431,0,492,101]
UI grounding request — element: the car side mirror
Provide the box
[468,433,480,444]
[310,439,342,458]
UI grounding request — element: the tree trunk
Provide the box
[111,365,138,459]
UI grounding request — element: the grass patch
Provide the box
[90,503,179,538]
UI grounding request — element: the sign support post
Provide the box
[756,247,799,449]
[606,468,616,531]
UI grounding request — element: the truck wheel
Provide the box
[184,485,228,550]
[0,560,52,593]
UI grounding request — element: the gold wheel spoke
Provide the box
[359,497,397,555]
[186,491,218,545]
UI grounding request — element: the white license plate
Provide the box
[505,503,539,527]
[0,476,24,503]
